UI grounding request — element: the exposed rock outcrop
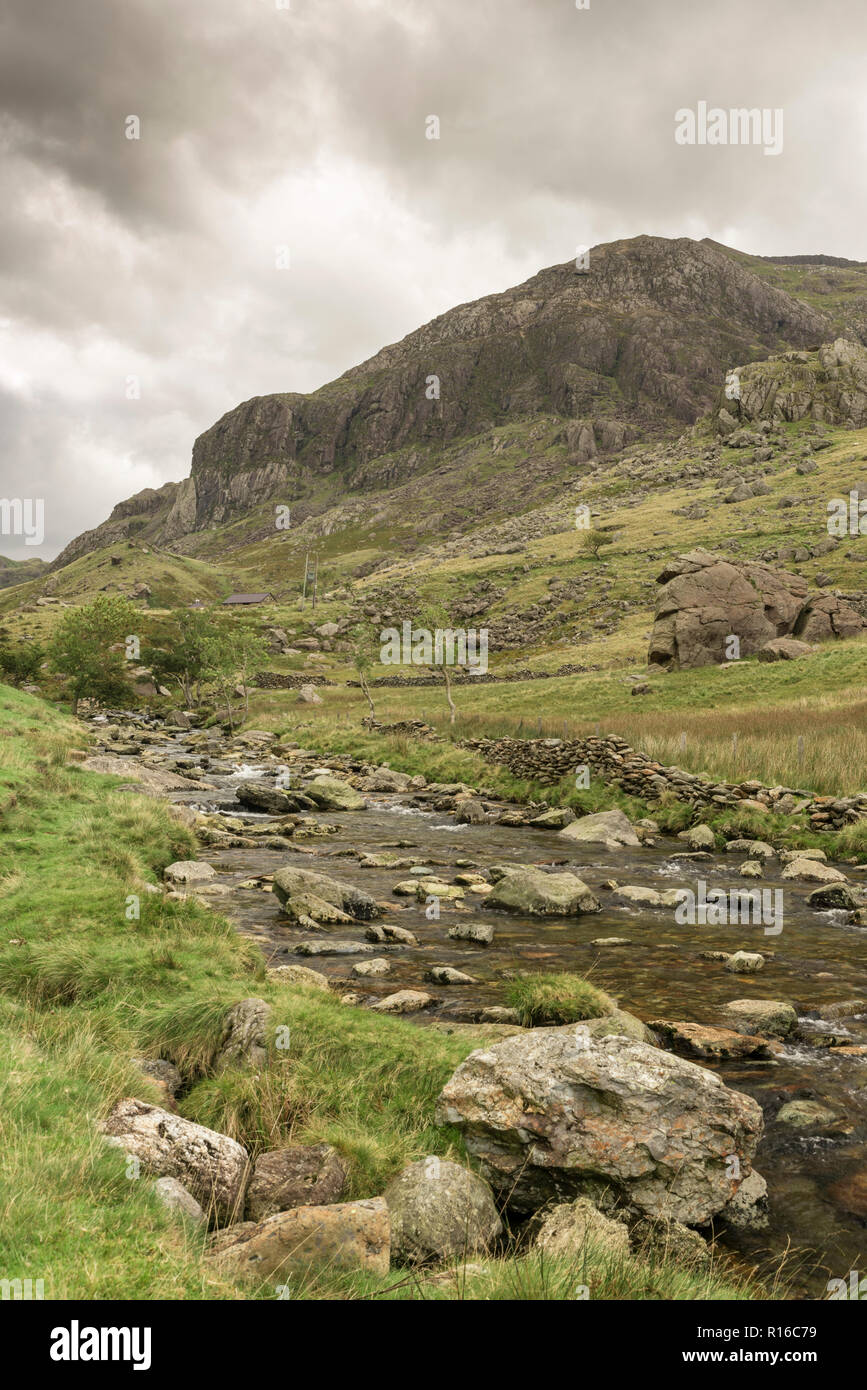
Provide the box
[648,550,864,669]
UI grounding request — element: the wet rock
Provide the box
[273,865,382,928]
[352,957,391,977]
[304,775,366,811]
[721,999,797,1038]
[740,861,764,878]
[295,940,376,957]
[102,1099,249,1224]
[780,848,826,864]
[559,808,640,849]
[383,1158,502,1265]
[235,782,298,814]
[529,807,576,829]
[436,1026,763,1224]
[611,885,664,908]
[448,923,494,945]
[371,990,435,1015]
[829,1171,867,1219]
[425,966,478,985]
[209,1197,389,1279]
[364,923,419,946]
[725,951,765,974]
[648,1020,771,1059]
[163,860,216,886]
[725,839,775,860]
[532,1198,631,1261]
[415,879,465,902]
[718,1169,769,1231]
[808,883,857,910]
[781,858,846,884]
[776,1099,838,1129]
[245,1143,347,1221]
[455,798,489,825]
[488,865,600,916]
[684,824,715,850]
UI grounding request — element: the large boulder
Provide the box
[272,865,382,928]
[383,1157,502,1265]
[245,1143,347,1221]
[793,593,865,643]
[435,1026,763,1225]
[235,781,298,814]
[559,808,640,849]
[487,866,600,916]
[304,775,366,811]
[648,550,808,669]
[208,1198,390,1279]
[101,1099,249,1224]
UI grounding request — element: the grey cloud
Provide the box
[1,0,866,559]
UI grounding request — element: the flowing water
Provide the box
[139,731,867,1296]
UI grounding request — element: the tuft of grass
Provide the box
[505,972,615,1027]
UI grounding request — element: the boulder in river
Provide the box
[272,865,382,928]
[559,808,640,849]
[488,865,600,916]
[721,999,797,1038]
[163,860,216,886]
[436,1026,763,1225]
[304,775,366,811]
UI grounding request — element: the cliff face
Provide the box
[56,234,834,565]
[717,338,867,432]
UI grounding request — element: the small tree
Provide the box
[201,624,267,729]
[415,601,459,725]
[145,609,212,707]
[48,594,137,714]
[0,639,44,687]
[347,622,379,721]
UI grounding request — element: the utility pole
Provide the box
[300,549,309,608]
[312,554,319,610]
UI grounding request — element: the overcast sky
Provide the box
[2,0,866,559]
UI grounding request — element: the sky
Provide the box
[2,0,867,559]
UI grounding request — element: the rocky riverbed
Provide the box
[86,711,867,1295]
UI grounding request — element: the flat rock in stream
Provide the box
[648,1019,772,1059]
[558,808,641,850]
[488,865,600,916]
[304,775,367,811]
[294,940,376,957]
[272,866,382,928]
